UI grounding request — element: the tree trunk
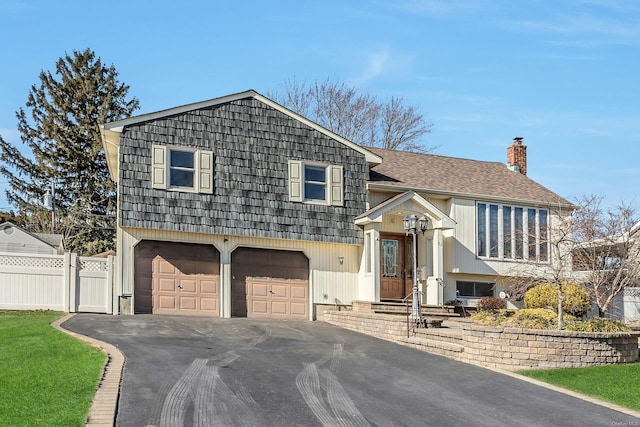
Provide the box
[557,283,564,329]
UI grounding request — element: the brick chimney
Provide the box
[507,137,527,176]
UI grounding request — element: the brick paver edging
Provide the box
[51,313,125,427]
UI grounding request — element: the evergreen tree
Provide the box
[0,49,139,255]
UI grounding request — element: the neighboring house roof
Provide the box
[32,232,64,248]
[367,147,573,207]
[100,89,383,182]
[0,222,64,254]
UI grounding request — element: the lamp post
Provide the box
[403,214,428,319]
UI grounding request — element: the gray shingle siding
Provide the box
[118,98,368,244]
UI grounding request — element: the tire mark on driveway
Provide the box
[156,327,272,426]
[194,365,261,427]
[159,358,207,427]
[296,343,370,427]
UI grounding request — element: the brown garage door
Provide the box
[134,241,220,316]
[232,248,309,319]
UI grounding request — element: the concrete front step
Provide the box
[371,302,456,312]
[373,309,459,318]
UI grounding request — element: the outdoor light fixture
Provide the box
[403,214,429,318]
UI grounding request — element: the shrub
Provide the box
[524,282,592,317]
[471,308,575,329]
[564,318,631,333]
[476,296,507,311]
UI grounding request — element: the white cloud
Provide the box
[360,48,390,82]
[351,46,415,86]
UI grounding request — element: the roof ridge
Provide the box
[366,146,505,165]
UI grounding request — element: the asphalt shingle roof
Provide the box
[367,147,572,207]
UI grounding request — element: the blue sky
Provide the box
[0,0,638,211]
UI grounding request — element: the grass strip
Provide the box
[0,310,107,426]
[518,363,640,411]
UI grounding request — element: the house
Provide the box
[574,219,640,321]
[0,222,64,254]
[100,90,573,318]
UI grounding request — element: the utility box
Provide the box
[418,266,428,281]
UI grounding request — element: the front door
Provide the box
[380,234,415,301]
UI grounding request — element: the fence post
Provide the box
[63,252,71,312]
[69,253,78,313]
[107,255,114,315]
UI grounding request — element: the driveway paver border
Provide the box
[52,313,124,427]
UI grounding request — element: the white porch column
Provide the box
[425,228,445,305]
[220,249,231,318]
[358,224,380,302]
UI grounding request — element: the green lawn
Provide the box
[0,310,107,426]
[518,363,640,411]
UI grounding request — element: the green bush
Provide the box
[524,282,591,317]
[476,296,507,311]
[512,308,573,329]
[564,318,631,333]
[472,308,575,329]
[471,307,630,332]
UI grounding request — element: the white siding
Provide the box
[438,197,571,306]
[119,228,362,316]
[0,225,58,254]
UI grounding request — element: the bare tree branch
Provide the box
[270,78,435,152]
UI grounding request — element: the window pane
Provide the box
[490,204,498,257]
[503,206,512,258]
[457,281,474,297]
[304,165,326,201]
[515,207,524,259]
[528,208,537,260]
[476,283,494,297]
[171,150,194,168]
[477,203,486,256]
[382,239,399,278]
[539,210,548,262]
[170,169,194,187]
[304,165,325,182]
[304,182,326,200]
[406,240,413,279]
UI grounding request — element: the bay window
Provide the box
[477,202,549,262]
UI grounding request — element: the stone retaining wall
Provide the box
[323,310,409,340]
[323,310,640,370]
[460,323,639,370]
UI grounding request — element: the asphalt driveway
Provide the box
[64,314,638,427]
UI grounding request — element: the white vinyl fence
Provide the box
[0,251,114,314]
[622,287,640,322]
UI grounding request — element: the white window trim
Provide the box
[288,160,344,206]
[456,281,495,298]
[152,144,214,194]
[476,202,549,263]
[168,146,198,192]
[303,162,329,204]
